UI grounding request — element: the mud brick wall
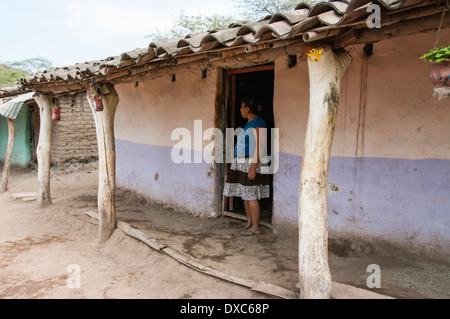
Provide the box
[50,93,98,164]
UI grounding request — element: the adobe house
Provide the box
[0,90,97,166]
[0,88,34,192]
[46,92,98,166]
[19,0,450,298]
[0,86,97,193]
[0,91,35,167]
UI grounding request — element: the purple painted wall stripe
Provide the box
[116,139,450,261]
[116,139,217,216]
[273,153,450,261]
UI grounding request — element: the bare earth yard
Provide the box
[0,162,449,300]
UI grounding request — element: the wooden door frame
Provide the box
[221,64,275,230]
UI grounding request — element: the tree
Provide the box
[5,57,53,75]
[147,0,320,42]
[234,0,300,21]
[148,12,237,42]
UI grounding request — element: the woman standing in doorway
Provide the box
[223,96,270,236]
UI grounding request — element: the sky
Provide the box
[0,0,239,68]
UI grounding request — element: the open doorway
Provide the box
[222,65,275,227]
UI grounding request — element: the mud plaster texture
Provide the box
[0,163,449,299]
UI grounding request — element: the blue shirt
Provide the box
[234,117,267,158]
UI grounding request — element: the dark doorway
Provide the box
[223,65,275,226]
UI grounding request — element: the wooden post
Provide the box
[0,118,15,193]
[34,94,53,206]
[298,45,352,299]
[86,83,119,243]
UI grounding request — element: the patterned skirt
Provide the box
[223,157,271,201]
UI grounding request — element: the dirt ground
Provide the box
[0,162,449,299]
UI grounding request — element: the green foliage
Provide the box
[0,57,53,88]
[178,12,237,34]
[420,45,450,63]
[0,64,29,87]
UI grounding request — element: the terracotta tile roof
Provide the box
[0,85,32,99]
[19,0,444,89]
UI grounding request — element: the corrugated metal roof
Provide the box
[0,92,34,120]
[19,0,444,89]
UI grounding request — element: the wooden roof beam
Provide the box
[25,82,88,94]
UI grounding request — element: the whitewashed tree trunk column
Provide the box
[34,94,53,206]
[86,84,119,243]
[0,118,15,193]
[298,45,352,299]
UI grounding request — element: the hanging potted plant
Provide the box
[420,44,450,87]
[50,104,61,121]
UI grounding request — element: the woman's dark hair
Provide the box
[242,95,263,116]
